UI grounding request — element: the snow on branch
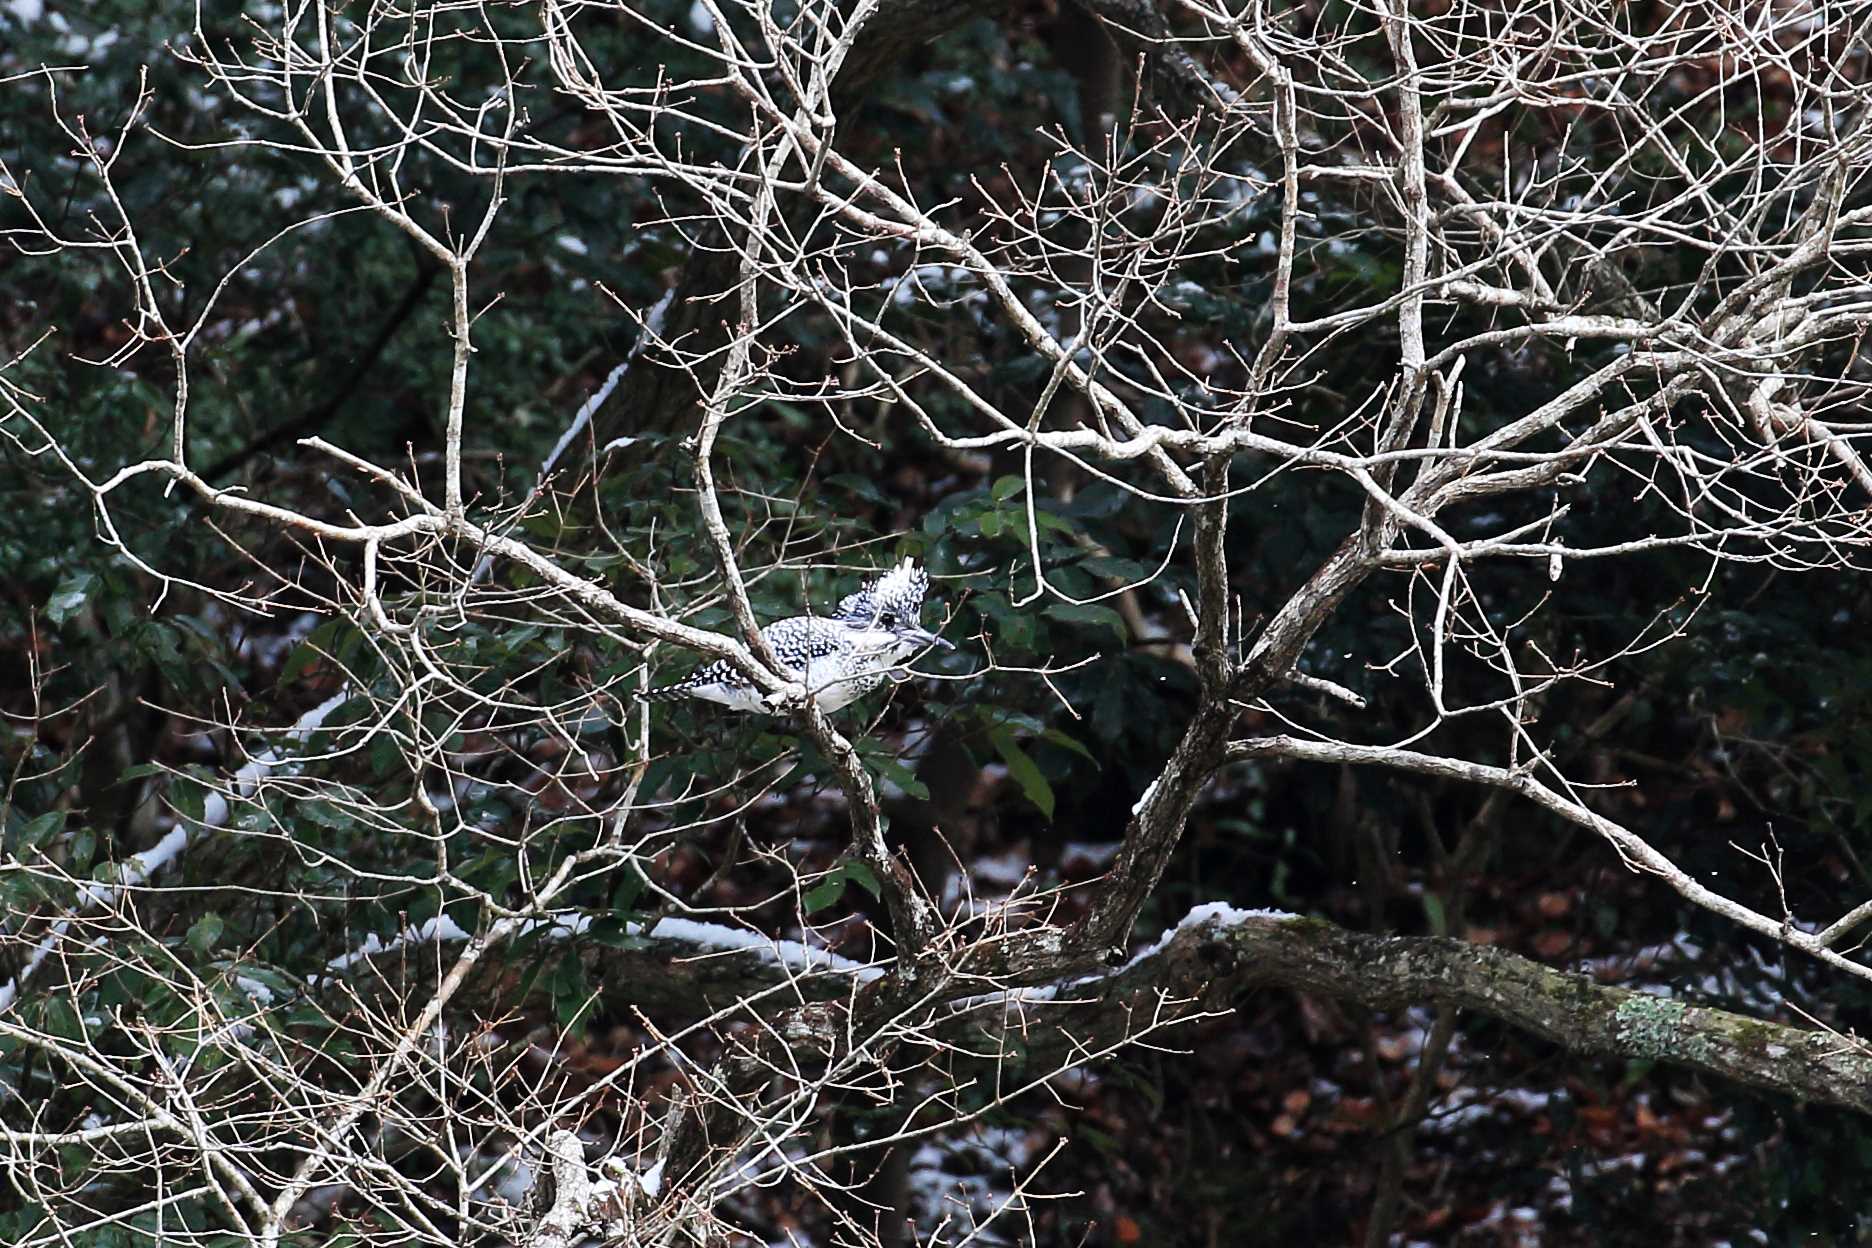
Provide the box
[0,690,351,1013]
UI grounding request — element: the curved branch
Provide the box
[1229,735,1872,986]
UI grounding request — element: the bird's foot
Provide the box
[762,681,810,710]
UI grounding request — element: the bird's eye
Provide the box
[879,612,898,628]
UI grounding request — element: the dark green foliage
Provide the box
[9,2,1872,1244]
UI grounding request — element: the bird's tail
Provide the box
[635,680,700,703]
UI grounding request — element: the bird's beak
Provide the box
[910,628,955,652]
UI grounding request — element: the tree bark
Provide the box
[558,909,1872,1116]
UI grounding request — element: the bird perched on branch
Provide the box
[638,559,954,713]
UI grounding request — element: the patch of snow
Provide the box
[970,848,1031,889]
[1420,1085,1554,1136]
[948,901,1294,1016]
[324,907,883,986]
[641,915,882,979]
[492,1156,534,1205]
[0,691,350,1013]
[235,975,277,1006]
[1109,900,1289,975]
[1060,841,1121,868]
[323,913,474,976]
[905,1139,1023,1245]
[239,609,322,665]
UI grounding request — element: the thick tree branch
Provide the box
[566,907,1872,1118]
[1107,910,1872,1115]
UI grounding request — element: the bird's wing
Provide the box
[762,615,847,665]
[639,616,848,702]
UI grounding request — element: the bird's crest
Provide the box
[835,558,929,625]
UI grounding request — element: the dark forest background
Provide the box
[6,1,1872,1243]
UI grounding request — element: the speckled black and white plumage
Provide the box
[832,559,929,630]
[639,560,951,713]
